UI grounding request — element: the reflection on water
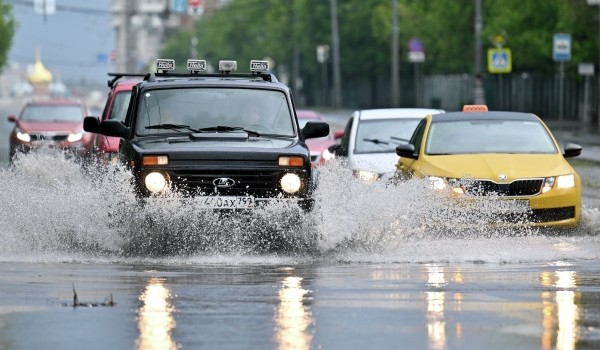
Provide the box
[136,278,177,350]
[540,265,580,350]
[426,266,447,350]
[425,266,464,350]
[275,276,313,350]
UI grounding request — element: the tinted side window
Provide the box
[410,118,427,155]
[339,116,354,156]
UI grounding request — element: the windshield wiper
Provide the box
[363,138,390,145]
[145,123,200,132]
[197,126,261,137]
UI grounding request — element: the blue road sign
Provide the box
[171,0,187,13]
[553,33,571,62]
[487,48,512,73]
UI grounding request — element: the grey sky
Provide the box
[8,0,114,84]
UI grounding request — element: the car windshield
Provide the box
[135,88,294,136]
[425,119,558,155]
[21,105,83,122]
[109,91,132,122]
[354,118,421,154]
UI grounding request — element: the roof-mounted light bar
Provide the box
[250,60,269,73]
[156,59,175,73]
[187,59,207,73]
[218,60,237,74]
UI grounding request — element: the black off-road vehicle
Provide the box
[84,59,329,211]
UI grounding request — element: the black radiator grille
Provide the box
[169,168,283,196]
[462,179,544,197]
[30,134,69,142]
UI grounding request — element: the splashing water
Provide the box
[1,148,599,263]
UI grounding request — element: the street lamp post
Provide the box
[329,0,342,109]
[391,0,399,107]
[473,0,486,104]
[317,45,330,106]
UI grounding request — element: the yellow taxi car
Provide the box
[394,105,582,228]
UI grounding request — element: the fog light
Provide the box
[145,172,168,193]
[280,173,302,193]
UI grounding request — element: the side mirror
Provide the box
[84,116,101,133]
[84,116,129,138]
[395,143,417,159]
[333,130,344,139]
[7,115,16,123]
[563,143,582,158]
[302,121,330,139]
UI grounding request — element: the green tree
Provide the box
[483,0,596,74]
[160,0,600,102]
[0,0,15,71]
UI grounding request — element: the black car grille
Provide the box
[168,168,291,197]
[30,134,69,142]
[462,179,544,197]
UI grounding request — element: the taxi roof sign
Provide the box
[187,59,207,72]
[156,59,175,73]
[250,60,269,73]
[462,105,488,112]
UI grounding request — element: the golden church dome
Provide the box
[27,49,52,85]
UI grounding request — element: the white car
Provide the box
[329,108,444,182]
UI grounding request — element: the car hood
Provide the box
[16,120,83,133]
[131,135,307,160]
[351,152,398,174]
[419,153,576,180]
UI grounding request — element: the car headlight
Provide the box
[322,148,335,161]
[556,174,575,189]
[67,131,83,142]
[428,176,464,194]
[542,174,575,193]
[16,129,31,142]
[144,172,168,193]
[428,176,447,190]
[354,170,381,184]
[542,177,555,193]
[280,173,302,193]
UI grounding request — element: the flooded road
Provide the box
[3,260,600,350]
[1,106,600,349]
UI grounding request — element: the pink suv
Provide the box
[90,74,143,164]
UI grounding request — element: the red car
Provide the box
[7,98,92,163]
[296,109,337,166]
[90,74,142,165]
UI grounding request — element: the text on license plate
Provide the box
[196,196,255,208]
[478,199,530,212]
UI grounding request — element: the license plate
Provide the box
[196,196,255,209]
[478,199,530,213]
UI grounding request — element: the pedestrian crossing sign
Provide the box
[487,48,512,73]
